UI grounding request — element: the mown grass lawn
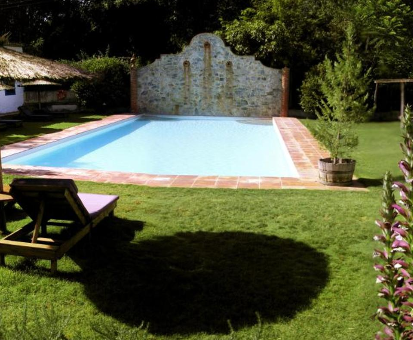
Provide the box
[0,116,404,339]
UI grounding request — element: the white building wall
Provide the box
[0,46,25,114]
[0,81,24,114]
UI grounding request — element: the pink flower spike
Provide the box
[393,259,408,268]
[400,268,411,278]
[403,315,413,322]
[384,326,394,336]
[373,249,388,259]
[402,301,413,308]
[388,302,400,313]
[395,286,413,295]
[374,264,385,272]
[378,288,390,297]
[376,275,387,284]
[392,204,410,219]
[392,239,411,251]
[376,220,391,230]
[391,227,408,238]
[393,181,410,193]
[377,316,390,326]
[399,160,411,177]
[400,190,409,201]
[373,235,386,242]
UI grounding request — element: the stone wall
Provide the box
[133,33,285,117]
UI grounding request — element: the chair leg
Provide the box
[0,254,5,266]
[51,260,57,274]
[0,203,7,234]
[41,223,47,236]
[31,201,45,243]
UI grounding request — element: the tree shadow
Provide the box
[67,218,329,336]
[358,174,405,188]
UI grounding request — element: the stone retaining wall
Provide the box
[132,33,286,117]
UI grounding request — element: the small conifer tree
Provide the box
[313,24,374,163]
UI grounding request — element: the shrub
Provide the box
[69,54,132,112]
[299,63,326,118]
[311,24,374,162]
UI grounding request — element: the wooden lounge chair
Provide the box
[18,105,53,121]
[0,178,119,273]
[41,106,69,118]
[0,118,23,127]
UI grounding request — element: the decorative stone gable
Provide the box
[133,33,285,117]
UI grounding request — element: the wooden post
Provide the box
[374,82,378,106]
[281,67,290,117]
[401,82,405,118]
[51,260,57,274]
[0,149,3,192]
[130,54,138,113]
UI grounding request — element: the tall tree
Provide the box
[353,0,413,78]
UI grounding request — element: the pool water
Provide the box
[3,115,299,177]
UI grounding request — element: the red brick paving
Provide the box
[1,114,367,191]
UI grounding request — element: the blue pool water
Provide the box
[3,115,299,177]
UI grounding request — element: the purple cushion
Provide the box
[78,193,119,219]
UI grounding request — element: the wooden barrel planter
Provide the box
[318,158,356,186]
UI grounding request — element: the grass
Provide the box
[0,111,106,146]
[0,116,404,339]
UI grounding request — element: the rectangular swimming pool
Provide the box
[3,115,299,178]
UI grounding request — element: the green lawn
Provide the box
[0,116,403,339]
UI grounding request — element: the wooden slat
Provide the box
[375,79,413,84]
[55,224,92,257]
[90,202,117,227]
[0,240,58,259]
[36,237,64,245]
[64,190,89,225]
[3,222,35,241]
[0,193,13,202]
[31,201,44,243]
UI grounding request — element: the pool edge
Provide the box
[1,114,367,191]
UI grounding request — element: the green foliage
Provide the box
[91,321,151,340]
[0,303,71,340]
[219,0,353,69]
[312,25,374,161]
[353,0,413,78]
[69,54,131,112]
[299,63,326,117]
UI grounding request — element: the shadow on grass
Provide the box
[358,174,405,188]
[67,218,329,336]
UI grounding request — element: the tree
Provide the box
[353,0,413,78]
[312,25,374,163]
[218,0,354,69]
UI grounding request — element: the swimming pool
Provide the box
[3,115,299,178]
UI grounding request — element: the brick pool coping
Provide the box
[1,114,367,191]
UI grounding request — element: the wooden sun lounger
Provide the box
[0,119,23,127]
[0,178,119,273]
[18,106,53,121]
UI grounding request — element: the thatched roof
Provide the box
[0,83,14,90]
[0,47,92,81]
[21,79,61,86]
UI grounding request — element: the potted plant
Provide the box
[312,25,374,186]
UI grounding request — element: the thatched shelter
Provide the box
[0,47,91,81]
[0,47,92,193]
